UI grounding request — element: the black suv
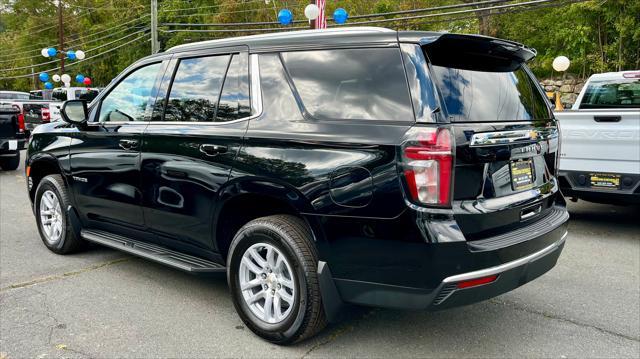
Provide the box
[26,28,569,344]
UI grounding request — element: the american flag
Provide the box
[315,0,327,29]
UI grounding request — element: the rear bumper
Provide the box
[0,138,27,155]
[559,170,640,204]
[324,207,569,311]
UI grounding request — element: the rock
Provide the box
[545,85,555,91]
[565,78,577,85]
[554,81,564,86]
[574,83,584,93]
[543,79,555,86]
[560,84,574,93]
[561,93,578,105]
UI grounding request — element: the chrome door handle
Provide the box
[200,144,227,156]
[119,139,139,150]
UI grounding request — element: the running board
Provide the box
[81,229,225,273]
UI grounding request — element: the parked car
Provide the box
[0,90,30,100]
[555,70,640,204]
[51,86,101,102]
[7,100,61,133]
[25,28,568,344]
[0,104,27,170]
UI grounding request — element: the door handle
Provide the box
[594,115,621,122]
[119,139,139,150]
[199,144,227,156]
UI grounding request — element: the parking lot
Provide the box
[0,152,638,358]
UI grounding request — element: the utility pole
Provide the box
[151,0,160,54]
[309,0,316,29]
[57,0,65,73]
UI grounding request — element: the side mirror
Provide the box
[61,100,88,126]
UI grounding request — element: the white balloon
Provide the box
[65,81,71,88]
[61,74,71,83]
[41,48,50,57]
[552,56,570,72]
[52,74,61,82]
[75,50,85,60]
[304,4,320,20]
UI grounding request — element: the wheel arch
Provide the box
[213,178,326,261]
[27,154,67,203]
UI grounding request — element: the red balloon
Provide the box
[83,77,91,85]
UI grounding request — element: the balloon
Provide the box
[333,8,348,24]
[47,47,57,57]
[44,81,53,90]
[75,74,85,84]
[52,74,61,82]
[83,77,92,86]
[552,56,570,72]
[304,4,320,20]
[64,81,71,88]
[67,50,76,60]
[278,9,293,25]
[41,48,50,57]
[61,74,71,84]
[75,50,85,60]
[38,72,49,82]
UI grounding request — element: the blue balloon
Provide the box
[278,9,293,25]
[47,47,57,57]
[38,72,49,82]
[44,81,53,90]
[333,8,348,24]
[67,50,76,60]
[75,74,85,84]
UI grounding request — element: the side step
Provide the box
[81,229,226,273]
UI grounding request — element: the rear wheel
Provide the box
[34,175,84,254]
[227,215,326,344]
[0,152,20,171]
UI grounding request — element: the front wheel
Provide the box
[227,215,326,344]
[34,175,84,254]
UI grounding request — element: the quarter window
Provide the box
[164,55,230,122]
[98,63,161,122]
[217,53,251,122]
[281,48,414,122]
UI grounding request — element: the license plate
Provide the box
[510,159,534,191]
[8,140,17,151]
[590,173,620,189]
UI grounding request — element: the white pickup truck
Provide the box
[555,70,640,205]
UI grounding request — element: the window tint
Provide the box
[580,79,640,108]
[430,65,550,122]
[52,89,67,101]
[99,63,161,122]
[164,55,230,122]
[217,53,251,122]
[76,89,100,102]
[281,48,413,121]
[400,44,443,122]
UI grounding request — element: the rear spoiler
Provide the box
[402,32,536,72]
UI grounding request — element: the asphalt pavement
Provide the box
[1,151,639,358]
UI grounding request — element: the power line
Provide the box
[0,34,150,80]
[159,0,268,13]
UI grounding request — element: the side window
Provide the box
[217,53,251,122]
[98,63,161,122]
[280,48,414,122]
[52,89,67,102]
[164,54,230,122]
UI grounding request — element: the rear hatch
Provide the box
[22,102,48,129]
[424,34,561,240]
[0,105,20,139]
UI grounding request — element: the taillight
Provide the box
[401,127,453,207]
[41,107,50,123]
[13,105,25,133]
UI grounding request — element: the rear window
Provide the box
[281,48,413,122]
[76,89,100,102]
[579,79,640,109]
[431,65,550,122]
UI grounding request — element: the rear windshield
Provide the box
[430,65,550,122]
[579,78,640,109]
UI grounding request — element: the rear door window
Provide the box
[164,54,230,122]
[579,79,640,108]
[430,65,550,122]
[281,48,414,122]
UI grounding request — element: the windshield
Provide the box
[579,78,640,109]
[430,65,551,122]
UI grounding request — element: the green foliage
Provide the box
[1,0,638,91]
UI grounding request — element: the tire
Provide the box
[0,152,20,171]
[34,174,84,254]
[227,215,327,344]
